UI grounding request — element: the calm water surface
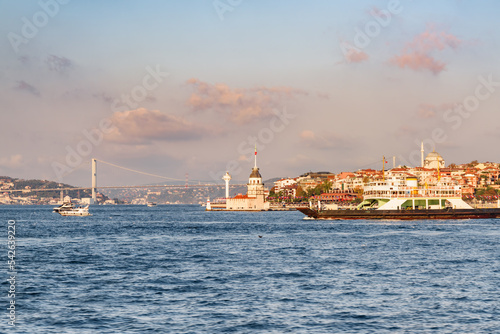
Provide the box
[1,205,499,333]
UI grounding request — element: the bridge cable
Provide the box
[95,159,200,183]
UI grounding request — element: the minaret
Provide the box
[222,172,231,199]
[421,141,424,167]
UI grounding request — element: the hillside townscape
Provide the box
[270,154,500,204]
[2,151,499,205]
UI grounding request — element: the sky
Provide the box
[1,0,500,187]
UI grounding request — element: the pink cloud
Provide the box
[338,40,369,64]
[345,48,369,63]
[417,103,437,118]
[186,78,307,124]
[391,25,462,74]
[299,130,349,150]
[408,29,461,52]
[106,108,212,144]
[0,154,23,170]
[392,53,446,75]
[417,102,460,118]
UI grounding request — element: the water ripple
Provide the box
[1,205,499,333]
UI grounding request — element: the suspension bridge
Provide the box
[4,159,247,202]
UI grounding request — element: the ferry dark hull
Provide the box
[297,207,500,220]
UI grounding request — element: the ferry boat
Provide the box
[297,176,500,220]
[147,202,157,207]
[53,202,91,216]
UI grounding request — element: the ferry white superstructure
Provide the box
[358,176,472,210]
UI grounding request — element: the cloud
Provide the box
[14,80,40,96]
[391,53,445,75]
[338,41,369,64]
[299,130,349,150]
[92,92,114,104]
[93,91,155,105]
[390,25,462,74]
[368,6,386,18]
[238,155,249,162]
[417,103,438,118]
[0,154,23,170]
[106,108,212,144]
[186,78,307,124]
[18,56,30,64]
[417,102,459,119]
[46,55,73,73]
[316,92,330,99]
[345,48,369,63]
[395,125,418,137]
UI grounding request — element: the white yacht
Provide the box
[53,202,91,216]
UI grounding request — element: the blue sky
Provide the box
[1,0,500,187]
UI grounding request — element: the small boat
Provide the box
[147,202,157,207]
[53,202,91,216]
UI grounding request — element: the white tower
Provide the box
[222,172,231,199]
[91,158,97,203]
[247,145,264,198]
[421,141,424,168]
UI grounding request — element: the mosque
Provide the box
[421,142,445,169]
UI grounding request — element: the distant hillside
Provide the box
[264,177,284,185]
[0,176,97,201]
[100,183,248,205]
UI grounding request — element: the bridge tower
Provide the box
[92,159,97,203]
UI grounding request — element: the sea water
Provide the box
[1,205,499,333]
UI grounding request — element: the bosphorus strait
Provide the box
[2,205,499,333]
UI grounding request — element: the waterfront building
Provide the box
[274,178,297,192]
[224,147,270,211]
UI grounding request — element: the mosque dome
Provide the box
[426,150,443,159]
[424,149,445,169]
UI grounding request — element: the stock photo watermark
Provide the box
[7,0,70,53]
[213,0,243,21]
[339,0,403,63]
[110,65,169,112]
[399,74,500,167]
[209,107,295,182]
[51,64,169,182]
[7,220,17,327]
